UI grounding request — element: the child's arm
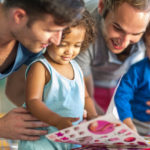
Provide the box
[114,66,139,131]
[26,62,79,130]
[84,81,98,120]
[123,118,137,133]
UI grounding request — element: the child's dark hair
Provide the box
[146,23,150,35]
[143,23,150,42]
[62,10,96,51]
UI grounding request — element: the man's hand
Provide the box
[0,107,49,140]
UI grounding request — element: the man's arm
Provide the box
[76,47,105,115]
[84,74,94,98]
[5,65,26,106]
[84,79,98,120]
[76,44,94,96]
[84,74,105,115]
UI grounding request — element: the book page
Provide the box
[46,113,149,149]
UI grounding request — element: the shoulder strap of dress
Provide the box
[25,55,52,79]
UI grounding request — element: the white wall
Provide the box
[84,0,99,13]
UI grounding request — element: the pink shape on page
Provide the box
[56,132,64,137]
[137,141,148,146]
[108,137,120,141]
[124,137,136,142]
[118,129,127,134]
[88,120,114,134]
[61,137,69,141]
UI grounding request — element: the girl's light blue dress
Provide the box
[18,56,85,150]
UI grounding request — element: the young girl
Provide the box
[18,10,98,150]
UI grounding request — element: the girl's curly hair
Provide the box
[62,10,96,51]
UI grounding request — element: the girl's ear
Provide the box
[12,8,27,24]
[98,0,104,15]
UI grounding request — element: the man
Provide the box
[0,0,84,140]
[76,0,150,114]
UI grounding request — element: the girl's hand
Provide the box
[83,109,87,119]
[56,117,79,130]
[86,114,98,120]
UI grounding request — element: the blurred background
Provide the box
[0,80,18,150]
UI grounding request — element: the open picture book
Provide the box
[46,85,150,149]
[46,113,150,149]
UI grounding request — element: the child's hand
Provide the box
[86,114,98,120]
[56,117,79,130]
[83,109,98,121]
[146,101,150,114]
[123,118,137,133]
[83,110,87,119]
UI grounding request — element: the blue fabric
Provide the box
[115,57,150,122]
[0,43,43,79]
[18,56,85,150]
